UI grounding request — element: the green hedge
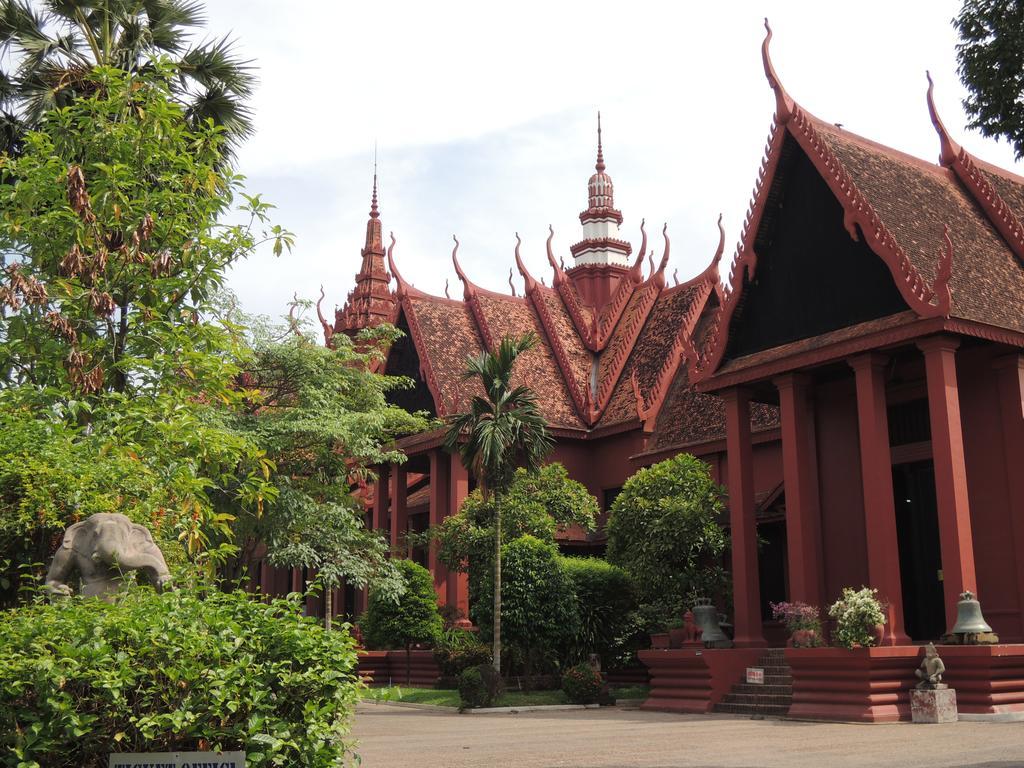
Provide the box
[0,589,360,768]
[558,556,637,669]
[360,559,442,651]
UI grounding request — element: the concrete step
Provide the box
[730,683,792,696]
[715,703,791,717]
[718,693,793,708]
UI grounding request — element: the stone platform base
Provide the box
[911,688,957,723]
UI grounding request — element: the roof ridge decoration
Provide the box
[927,72,1024,266]
[514,232,593,424]
[633,217,723,427]
[451,234,498,351]
[590,225,670,414]
[694,20,955,380]
[593,219,648,344]
[385,233,452,417]
[549,225,599,350]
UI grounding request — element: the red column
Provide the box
[849,353,909,645]
[448,455,470,618]
[428,449,451,600]
[918,336,978,628]
[995,354,1024,638]
[390,465,408,557]
[723,387,764,647]
[372,465,389,533]
[774,373,823,608]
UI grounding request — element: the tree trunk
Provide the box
[324,586,333,631]
[493,493,502,674]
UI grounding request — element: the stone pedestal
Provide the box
[911,688,958,723]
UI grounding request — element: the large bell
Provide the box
[692,598,731,647]
[950,590,993,639]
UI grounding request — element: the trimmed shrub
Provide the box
[361,559,442,652]
[561,663,603,705]
[458,664,504,709]
[559,556,637,669]
[0,588,360,768]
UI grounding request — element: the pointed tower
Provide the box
[568,113,633,309]
[336,172,397,336]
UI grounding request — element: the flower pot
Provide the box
[871,622,886,647]
[668,628,685,648]
[790,628,820,648]
[650,632,670,650]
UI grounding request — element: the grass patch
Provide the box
[609,684,650,700]
[362,686,569,708]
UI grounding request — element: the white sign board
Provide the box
[109,752,245,768]
[745,667,765,685]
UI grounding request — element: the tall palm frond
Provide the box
[0,0,254,157]
[444,332,553,673]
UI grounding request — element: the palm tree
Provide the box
[0,0,254,156]
[444,332,553,673]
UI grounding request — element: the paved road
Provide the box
[352,703,1024,768]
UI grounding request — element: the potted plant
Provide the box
[770,601,824,648]
[828,587,886,649]
[649,627,671,650]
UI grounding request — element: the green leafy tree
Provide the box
[230,319,428,628]
[0,589,361,767]
[360,559,443,684]
[606,453,728,629]
[954,0,1024,159]
[474,535,578,686]
[443,333,553,673]
[0,66,288,582]
[0,0,255,156]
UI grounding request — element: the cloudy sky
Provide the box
[206,0,1019,323]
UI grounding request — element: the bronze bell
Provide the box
[692,598,730,646]
[950,590,993,639]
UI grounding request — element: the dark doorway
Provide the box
[758,520,789,620]
[893,461,945,640]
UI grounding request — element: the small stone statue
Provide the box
[45,513,172,599]
[915,643,947,690]
[682,610,702,645]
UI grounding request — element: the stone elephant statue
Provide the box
[45,512,172,598]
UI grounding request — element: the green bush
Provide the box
[559,556,637,669]
[361,559,443,652]
[0,588,360,768]
[606,454,728,623]
[828,587,886,649]
[458,664,504,709]
[561,663,603,705]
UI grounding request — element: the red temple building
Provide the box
[259,22,1024,721]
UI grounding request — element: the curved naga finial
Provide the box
[444,279,450,299]
[713,213,726,269]
[452,234,476,299]
[546,225,566,286]
[386,232,409,299]
[508,268,517,297]
[647,251,654,277]
[762,18,794,123]
[514,232,538,293]
[652,224,671,288]
[316,285,334,347]
[926,71,961,167]
[673,268,679,286]
[629,218,647,283]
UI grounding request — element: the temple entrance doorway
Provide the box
[893,460,945,641]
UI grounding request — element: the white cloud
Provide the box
[206,0,1021,320]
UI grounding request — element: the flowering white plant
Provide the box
[828,587,886,649]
